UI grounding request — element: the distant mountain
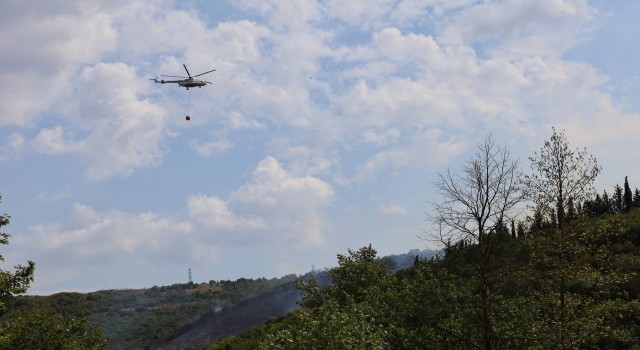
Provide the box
[380,248,439,271]
[155,248,437,349]
[7,275,299,350]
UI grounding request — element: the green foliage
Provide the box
[524,212,640,348]
[207,209,640,350]
[260,300,389,350]
[522,127,600,228]
[0,195,35,314]
[0,305,108,350]
[6,275,298,349]
[624,177,633,212]
[327,245,387,304]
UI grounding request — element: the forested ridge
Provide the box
[1,274,299,349]
[207,208,640,350]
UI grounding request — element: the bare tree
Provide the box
[426,135,523,350]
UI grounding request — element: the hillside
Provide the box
[206,210,640,350]
[6,275,298,350]
[4,249,435,350]
[155,281,302,350]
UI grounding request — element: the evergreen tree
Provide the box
[602,190,612,214]
[582,197,596,217]
[549,209,557,229]
[566,197,576,223]
[634,188,640,208]
[613,184,624,213]
[529,209,545,235]
[623,177,633,212]
[593,194,604,216]
[517,221,526,239]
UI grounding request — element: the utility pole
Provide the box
[188,268,192,284]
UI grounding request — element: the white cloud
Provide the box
[36,191,71,203]
[356,129,468,181]
[0,1,118,126]
[0,133,25,160]
[226,112,265,130]
[362,128,400,146]
[0,0,613,185]
[67,62,167,180]
[9,157,334,290]
[32,127,85,155]
[379,204,408,215]
[444,0,595,57]
[371,27,442,63]
[189,139,233,157]
[322,0,471,30]
[189,157,334,246]
[235,0,322,29]
[22,203,194,264]
[188,195,265,231]
[281,145,336,176]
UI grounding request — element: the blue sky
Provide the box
[1,0,639,295]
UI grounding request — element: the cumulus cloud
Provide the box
[8,202,196,293]
[53,62,167,180]
[188,195,265,230]
[189,139,233,157]
[443,0,595,57]
[8,156,334,292]
[379,204,408,215]
[226,112,265,130]
[189,157,334,246]
[31,127,85,155]
[362,128,401,147]
[0,133,26,160]
[356,129,468,181]
[0,0,620,185]
[36,190,72,203]
[22,203,194,264]
[0,0,118,126]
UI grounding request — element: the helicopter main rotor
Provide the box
[160,64,216,80]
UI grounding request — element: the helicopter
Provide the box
[150,64,215,90]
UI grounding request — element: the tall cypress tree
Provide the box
[566,196,576,222]
[517,221,526,239]
[613,184,623,213]
[623,177,633,212]
[602,190,612,214]
[634,188,640,208]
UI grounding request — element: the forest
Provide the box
[2,128,640,349]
